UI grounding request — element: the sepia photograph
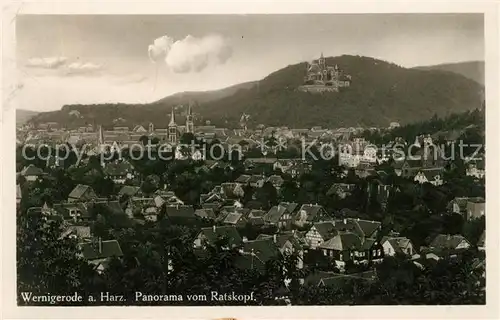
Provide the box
[2,2,498,316]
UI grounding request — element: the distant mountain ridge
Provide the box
[413,61,485,85]
[29,55,484,129]
[16,109,39,125]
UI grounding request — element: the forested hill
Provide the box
[29,55,484,129]
[413,61,485,86]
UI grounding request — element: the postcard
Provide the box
[1,1,499,319]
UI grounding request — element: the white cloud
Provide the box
[148,34,233,73]
[25,56,68,69]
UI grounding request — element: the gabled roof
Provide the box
[198,226,242,247]
[164,205,195,219]
[264,202,298,223]
[194,208,216,220]
[430,234,471,250]
[381,236,412,254]
[21,164,44,176]
[68,184,95,200]
[242,238,280,262]
[80,240,123,260]
[297,204,324,221]
[223,212,244,225]
[326,183,356,196]
[312,221,338,239]
[235,174,251,184]
[118,185,141,197]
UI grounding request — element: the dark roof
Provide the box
[68,184,95,200]
[21,164,44,176]
[430,234,471,250]
[165,205,196,219]
[326,183,356,196]
[242,239,280,262]
[235,174,251,183]
[223,212,244,225]
[198,226,243,247]
[194,208,216,220]
[264,202,298,223]
[267,175,284,185]
[118,186,141,197]
[319,232,362,251]
[80,239,123,260]
[52,202,90,219]
[296,204,324,222]
[104,161,134,176]
[93,200,126,216]
[313,221,338,239]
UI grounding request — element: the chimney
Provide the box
[98,237,102,254]
[273,234,277,243]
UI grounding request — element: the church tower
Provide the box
[186,103,194,134]
[97,125,105,153]
[148,122,154,134]
[168,109,178,144]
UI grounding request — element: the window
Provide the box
[323,249,327,256]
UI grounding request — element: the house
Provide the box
[235,174,251,184]
[79,238,123,273]
[264,202,298,229]
[392,159,421,178]
[118,185,142,198]
[326,183,356,199]
[257,232,305,269]
[222,210,248,228]
[466,198,485,220]
[249,175,266,188]
[305,221,338,249]
[219,183,245,199]
[235,238,281,274]
[103,161,136,184]
[448,197,469,215]
[429,234,472,252]
[381,236,414,256]
[294,204,328,228]
[318,232,382,269]
[267,175,285,189]
[164,205,196,223]
[466,159,485,179]
[193,225,243,249]
[125,197,156,219]
[52,202,91,222]
[247,209,266,226]
[194,208,216,221]
[20,164,44,181]
[68,184,98,203]
[16,184,22,206]
[414,168,444,186]
[60,225,92,240]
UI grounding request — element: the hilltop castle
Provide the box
[299,53,352,93]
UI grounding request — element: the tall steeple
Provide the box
[169,108,176,127]
[186,102,194,134]
[98,125,104,145]
[168,108,178,144]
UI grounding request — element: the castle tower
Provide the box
[186,103,194,134]
[319,52,325,68]
[168,109,178,144]
[148,122,154,133]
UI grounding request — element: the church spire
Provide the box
[186,102,194,133]
[98,125,104,145]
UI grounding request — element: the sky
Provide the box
[15,14,484,112]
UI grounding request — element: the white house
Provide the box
[414,168,443,186]
[381,237,414,256]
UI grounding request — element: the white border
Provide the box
[1,1,499,319]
